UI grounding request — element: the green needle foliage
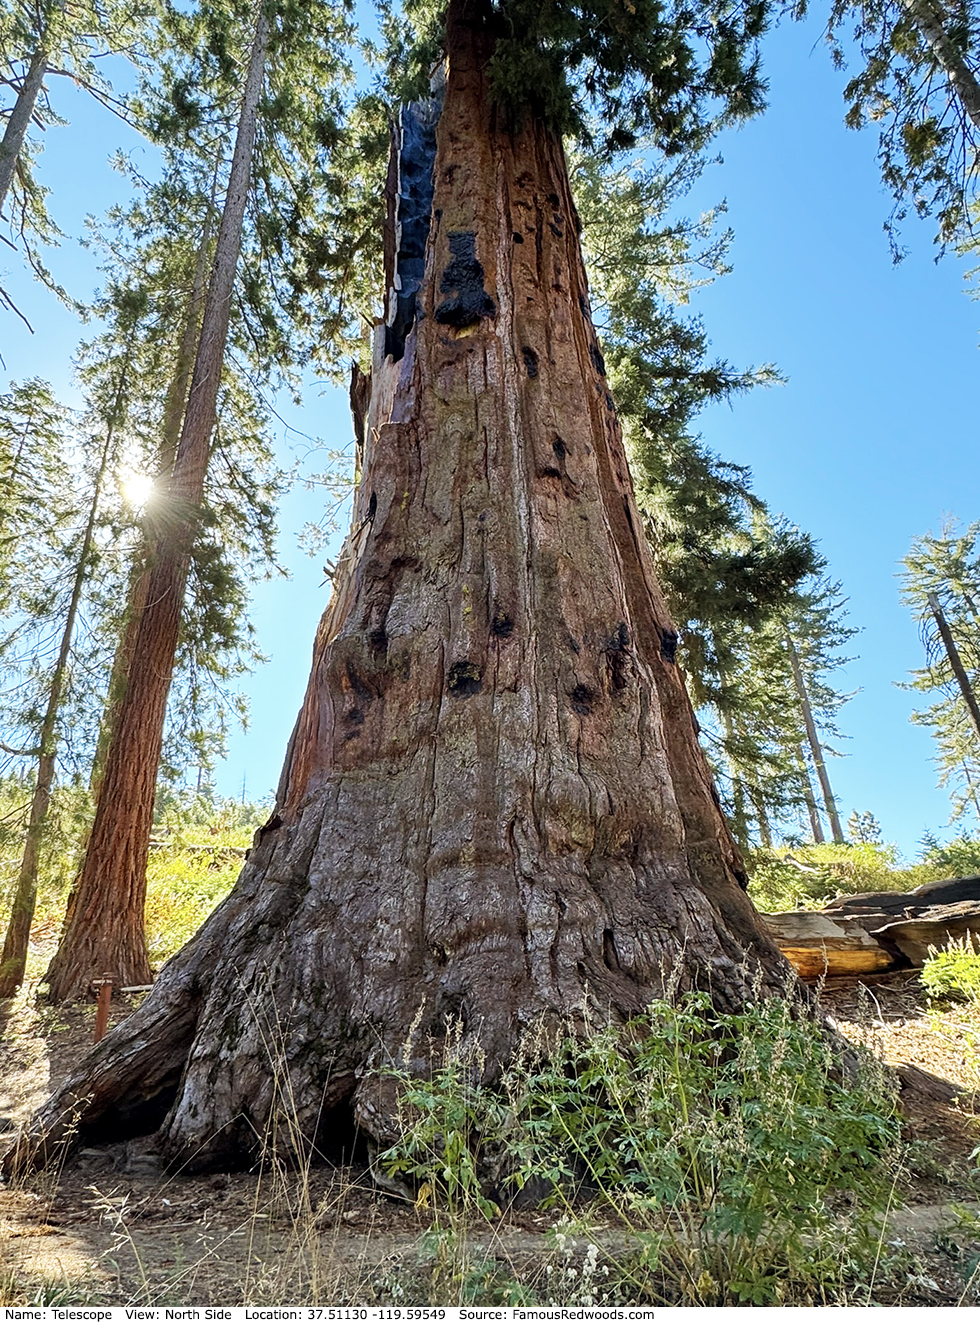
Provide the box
[794,0,980,250]
[0,0,156,314]
[131,0,377,378]
[573,145,854,842]
[900,517,980,823]
[0,377,108,771]
[388,0,770,157]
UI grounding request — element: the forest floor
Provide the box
[2,963,980,1306]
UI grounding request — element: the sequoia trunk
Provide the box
[43,9,271,1003]
[8,0,790,1172]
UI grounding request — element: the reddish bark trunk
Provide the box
[8,0,791,1174]
[43,9,271,1003]
[89,210,215,800]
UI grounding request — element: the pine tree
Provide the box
[0,379,77,736]
[0,392,121,997]
[0,0,151,311]
[901,518,980,821]
[44,0,356,1001]
[796,0,980,248]
[570,144,850,841]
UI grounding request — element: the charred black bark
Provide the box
[4,0,794,1179]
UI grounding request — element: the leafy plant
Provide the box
[380,991,901,1304]
[919,832,980,879]
[0,779,265,976]
[747,840,936,911]
[921,937,980,1004]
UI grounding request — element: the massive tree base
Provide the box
[4,0,794,1179]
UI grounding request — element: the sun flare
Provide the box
[121,472,155,508]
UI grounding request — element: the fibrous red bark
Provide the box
[42,8,271,1004]
[7,0,791,1175]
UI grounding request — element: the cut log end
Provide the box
[763,880,980,979]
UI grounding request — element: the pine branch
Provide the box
[0,739,41,757]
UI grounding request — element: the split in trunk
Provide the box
[8,0,792,1176]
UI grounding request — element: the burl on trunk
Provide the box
[6,0,789,1175]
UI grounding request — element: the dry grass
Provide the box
[3,965,980,1306]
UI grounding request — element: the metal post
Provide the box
[94,974,113,1042]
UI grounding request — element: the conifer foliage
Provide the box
[574,152,855,845]
[798,0,980,247]
[901,519,980,821]
[43,0,357,1002]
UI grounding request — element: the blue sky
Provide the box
[2,9,978,857]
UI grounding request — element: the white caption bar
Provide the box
[0,1307,970,1321]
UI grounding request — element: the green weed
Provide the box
[380,992,902,1305]
[921,938,980,1005]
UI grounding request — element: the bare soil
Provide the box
[2,967,980,1306]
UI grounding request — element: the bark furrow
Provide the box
[6,0,792,1177]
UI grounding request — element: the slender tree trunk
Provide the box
[43,9,271,1004]
[89,214,217,799]
[901,0,980,129]
[11,0,791,1171]
[0,43,49,218]
[797,742,826,844]
[927,591,980,744]
[720,710,751,847]
[748,784,773,849]
[786,634,843,843]
[962,761,980,822]
[0,419,117,997]
[729,775,750,845]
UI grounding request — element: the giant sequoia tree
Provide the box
[9,0,792,1174]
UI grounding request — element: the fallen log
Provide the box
[147,838,247,858]
[762,911,901,979]
[875,903,980,967]
[764,881,980,979]
[823,875,980,916]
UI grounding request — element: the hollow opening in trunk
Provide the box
[84,1082,180,1147]
[313,1098,370,1167]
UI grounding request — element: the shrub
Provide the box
[921,937,980,1004]
[919,834,980,881]
[380,992,901,1304]
[0,777,268,969]
[748,841,939,912]
[144,848,242,965]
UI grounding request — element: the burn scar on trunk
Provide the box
[435,231,497,327]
